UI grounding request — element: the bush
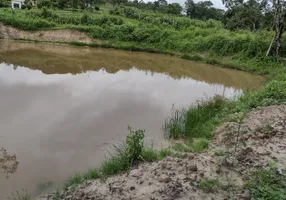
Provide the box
[124,126,145,163]
[27,2,32,10]
[237,80,286,111]
[41,7,52,18]
[37,0,51,8]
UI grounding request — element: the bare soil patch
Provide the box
[0,23,92,43]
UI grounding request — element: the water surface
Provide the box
[0,41,265,199]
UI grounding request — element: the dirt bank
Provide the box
[38,105,286,200]
[0,23,92,43]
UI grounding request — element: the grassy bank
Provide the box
[1,6,286,76]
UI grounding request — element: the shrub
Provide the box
[237,80,286,111]
[37,0,51,8]
[80,12,89,24]
[125,126,145,164]
[27,2,32,10]
[41,7,52,18]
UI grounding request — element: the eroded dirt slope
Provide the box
[0,23,92,43]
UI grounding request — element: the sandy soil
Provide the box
[0,23,92,43]
[38,104,286,200]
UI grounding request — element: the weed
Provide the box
[189,138,209,152]
[246,168,286,200]
[261,124,274,133]
[197,178,219,193]
[213,148,227,156]
[100,156,129,176]
[83,169,100,180]
[172,143,192,152]
[162,106,186,139]
[158,149,172,159]
[141,148,159,162]
[52,190,60,200]
[233,114,245,158]
[64,173,83,188]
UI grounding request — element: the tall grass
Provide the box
[163,95,226,140]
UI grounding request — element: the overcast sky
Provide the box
[148,0,226,9]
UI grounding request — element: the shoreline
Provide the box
[0,22,269,77]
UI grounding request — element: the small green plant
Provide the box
[141,148,159,162]
[213,148,227,156]
[83,168,100,180]
[246,168,286,200]
[64,173,83,188]
[261,124,274,133]
[233,113,245,158]
[197,178,219,193]
[101,126,145,175]
[100,155,129,176]
[162,106,186,139]
[172,143,192,152]
[52,190,60,200]
[158,149,172,159]
[125,126,145,164]
[189,138,209,152]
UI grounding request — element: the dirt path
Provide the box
[38,105,286,200]
[0,23,92,43]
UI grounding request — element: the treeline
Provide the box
[0,0,285,56]
[0,0,277,32]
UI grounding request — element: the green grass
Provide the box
[189,138,209,152]
[172,139,209,153]
[246,168,286,200]
[197,178,219,193]
[172,143,193,152]
[163,95,227,140]
[64,173,83,188]
[83,168,101,180]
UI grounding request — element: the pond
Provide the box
[0,41,265,199]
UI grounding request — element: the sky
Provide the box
[148,0,226,9]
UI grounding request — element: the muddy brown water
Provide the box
[0,40,265,199]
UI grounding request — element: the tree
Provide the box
[223,0,264,31]
[266,0,286,57]
[222,0,285,57]
[166,3,182,15]
[0,0,10,8]
[185,0,224,20]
